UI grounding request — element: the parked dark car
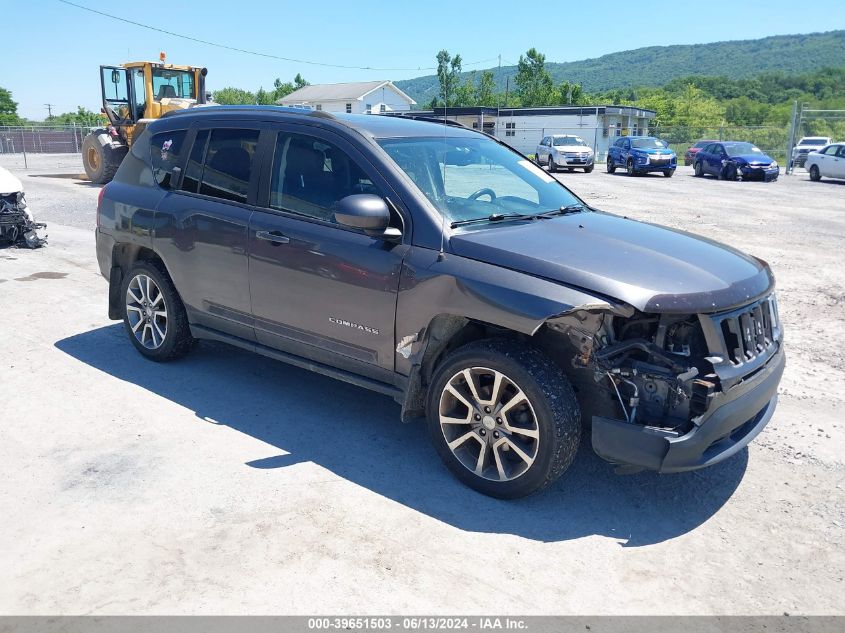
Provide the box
[95,107,784,498]
[684,140,718,166]
[606,136,677,177]
[693,141,779,181]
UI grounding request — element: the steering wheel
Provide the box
[468,188,496,201]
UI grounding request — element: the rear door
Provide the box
[538,136,550,163]
[832,145,845,178]
[153,124,262,341]
[247,124,409,380]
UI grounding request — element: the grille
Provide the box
[713,296,778,366]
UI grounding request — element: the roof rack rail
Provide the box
[384,112,469,129]
[161,104,337,119]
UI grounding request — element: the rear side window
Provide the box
[184,128,260,203]
[150,130,188,189]
[181,129,208,193]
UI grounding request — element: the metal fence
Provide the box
[651,125,791,163]
[0,124,91,156]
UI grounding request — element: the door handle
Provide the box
[256,230,290,244]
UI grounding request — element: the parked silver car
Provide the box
[805,143,845,181]
[535,135,594,173]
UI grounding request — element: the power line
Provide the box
[44,103,55,118]
[57,0,498,73]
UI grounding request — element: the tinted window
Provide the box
[269,133,382,223]
[150,130,188,189]
[198,129,260,203]
[819,145,838,155]
[181,129,208,194]
[836,145,845,158]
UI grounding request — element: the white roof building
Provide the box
[277,80,416,115]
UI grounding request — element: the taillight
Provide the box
[96,185,107,228]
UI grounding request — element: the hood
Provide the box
[0,166,23,195]
[732,154,773,165]
[449,212,773,314]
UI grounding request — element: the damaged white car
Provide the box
[0,166,46,248]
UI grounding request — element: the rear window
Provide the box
[150,130,188,189]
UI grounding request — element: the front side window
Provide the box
[151,68,195,101]
[150,130,188,189]
[378,135,581,225]
[181,129,208,194]
[269,133,382,223]
[819,145,838,155]
[195,129,260,203]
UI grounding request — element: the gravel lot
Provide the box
[1,154,843,615]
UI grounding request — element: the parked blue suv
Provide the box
[607,136,676,177]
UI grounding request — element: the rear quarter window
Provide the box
[150,130,188,189]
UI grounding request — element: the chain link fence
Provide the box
[0,124,95,172]
[651,125,791,164]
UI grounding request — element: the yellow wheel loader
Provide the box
[83,54,208,183]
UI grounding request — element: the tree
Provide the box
[556,81,586,105]
[50,106,102,126]
[476,71,496,106]
[435,50,463,106]
[213,87,257,105]
[515,48,555,107]
[0,87,21,125]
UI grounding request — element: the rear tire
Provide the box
[426,339,581,499]
[121,260,195,362]
[82,130,126,184]
[809,165,821,181]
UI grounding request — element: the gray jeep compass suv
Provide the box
[95,106,784,498]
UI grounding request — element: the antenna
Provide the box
[438,80,448,261]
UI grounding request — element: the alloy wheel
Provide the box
[439,367,540,482]
[126,274,168,349]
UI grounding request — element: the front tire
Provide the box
[663,169,675,178]
[694,161,704,177]
[548,158,557,173]
[809,165,821,181]
[82,130,126,184]
[426,339,581,499]
[606,159,616,174]
[626,158,636,176]
[121,260,195,361]
[584,165,594,173]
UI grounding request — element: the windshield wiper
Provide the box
[450,213,537,228]
[533,204,586,219]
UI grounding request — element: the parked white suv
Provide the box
[535,135,594,173]
[805,143,845,181]
[792,136,831,168]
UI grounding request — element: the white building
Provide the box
[277,80,416,115]
[412,105,656,161]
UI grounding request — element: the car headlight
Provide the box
[770,161,778,168]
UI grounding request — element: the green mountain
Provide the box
[395,30,845,104]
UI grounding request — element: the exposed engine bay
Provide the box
[544,303,770,435]
[0,167,47,248]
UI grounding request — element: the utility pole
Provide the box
[44,103,55,119]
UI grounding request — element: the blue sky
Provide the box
[4,0,845,120]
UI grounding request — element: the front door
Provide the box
[248,126,409,379]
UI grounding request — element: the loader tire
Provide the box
[82,130,126,184]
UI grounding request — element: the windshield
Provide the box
[151,68,196,100]
[801,138,827,146]
[724,142,763,156]
[553,136,585,146]
[631,138,667,149]
[378,136,582,225]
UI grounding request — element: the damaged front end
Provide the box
[0,173,47,248]
[543,294,784,473]
[1,192,47,248]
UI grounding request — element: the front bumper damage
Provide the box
[0,193,47,248]
[592,345,784,472]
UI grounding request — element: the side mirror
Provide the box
[334,194,400,240]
